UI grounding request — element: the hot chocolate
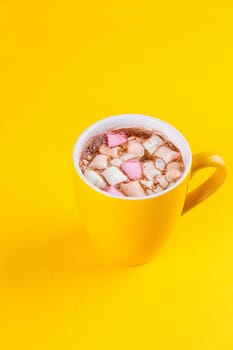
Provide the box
[79,127,184,197]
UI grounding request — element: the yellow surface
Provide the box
[0,0,233,349]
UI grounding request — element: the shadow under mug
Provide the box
[73,114,226,266]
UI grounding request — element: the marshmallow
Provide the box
[99,144,120,158]
[106,132,127,147]
[146,189,154,195]
[84,169,106,189]
[165,162,182,182]
[153,185,163,193]
[142,161,161,180]
[104,186,125,196]
[121,181,146,197]
[110,158,123,167]
[120,153,136,161]
[90,154,108,170]
[143,135,164,154]
[127,139,145,157]
[140,179,154,189]
[155,146,179,163]
[102,166,127,186]
[156,175,168,188]
[167,161,182,172]
[82,159,89,166]
[155,158,166,171]
[121,160,142,180]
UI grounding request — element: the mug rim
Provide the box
[73,114,192,201]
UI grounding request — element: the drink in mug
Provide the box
[73,114,226,266]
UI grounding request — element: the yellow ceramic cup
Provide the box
[73,115,226,266]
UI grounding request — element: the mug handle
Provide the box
[182,152,227,215]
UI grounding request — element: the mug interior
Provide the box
[73,114,192,200]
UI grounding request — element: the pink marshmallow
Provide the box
[106,132,127,148]
[121,160,142,180]
[104,186,125,197]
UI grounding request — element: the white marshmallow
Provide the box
[121,181,146,197]
[90,154,108,170]
[165,162,182,182]
[156,175,168,188]
[120,153,136,161]
[127,140,145,157]
[84,169,106,189]
[143,135,164,154]
[140,179,154,189]
[143,161,161,180]
[155,146,179,163]
[110,158,123,167]
[102,166,128,186]
[155,158,166,171]
[167,161,182,172]
[99,144,120,158]
[153,185,163,193]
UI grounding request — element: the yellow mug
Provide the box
[73,114,226,266]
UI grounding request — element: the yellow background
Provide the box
[1,0,233,349]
